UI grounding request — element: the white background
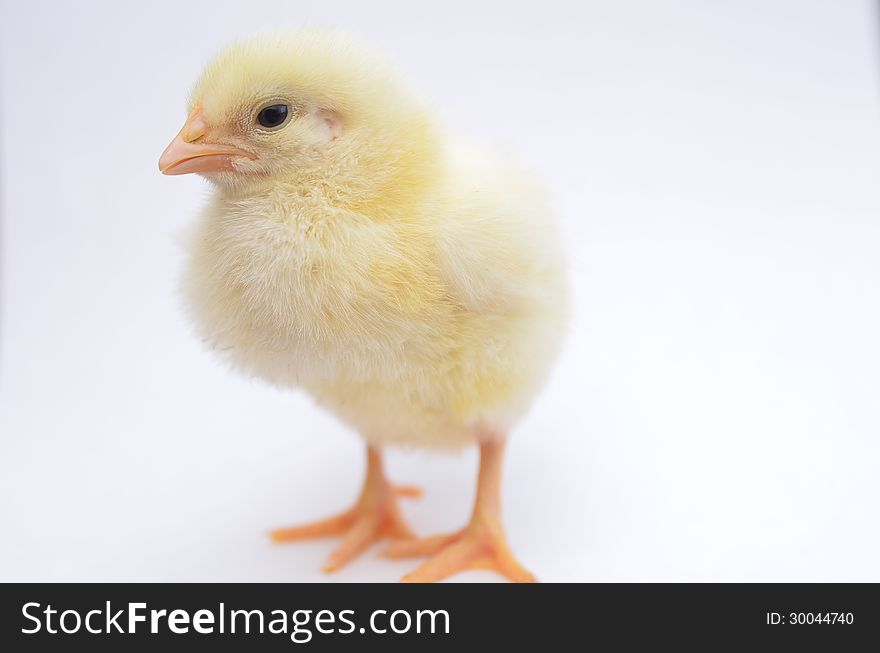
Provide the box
[1,1,879,582]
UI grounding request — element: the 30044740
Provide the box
[766,612,854,625]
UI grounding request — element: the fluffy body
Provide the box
[181,32,568,448]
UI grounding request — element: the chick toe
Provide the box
[271,446,419,573]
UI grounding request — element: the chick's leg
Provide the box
[271,445,419,572]
[384,437,536,583]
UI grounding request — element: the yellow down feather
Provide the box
[181,30,569,448]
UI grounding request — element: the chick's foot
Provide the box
[271,446,420,573]
[384,521,536,583]
[383,437,536,583]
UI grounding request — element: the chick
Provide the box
[159,30,568,582]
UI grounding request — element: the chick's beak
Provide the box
[159,109,255,175]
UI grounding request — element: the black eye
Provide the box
[257,104,289,129]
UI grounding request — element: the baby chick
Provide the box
[159,30,568,582]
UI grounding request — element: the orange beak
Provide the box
[159,109,256,175]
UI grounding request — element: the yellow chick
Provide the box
[159,30,568,582]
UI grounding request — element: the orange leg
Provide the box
[271,445,420,572]
[384,437,536,583]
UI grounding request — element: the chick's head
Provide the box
[159,30,436,198]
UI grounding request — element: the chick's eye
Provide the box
[257,104,289,129]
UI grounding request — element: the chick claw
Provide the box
[271,482,420,573]
[383,522,537,583]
